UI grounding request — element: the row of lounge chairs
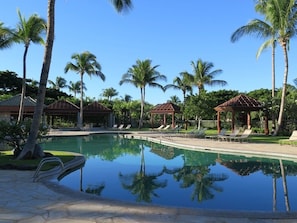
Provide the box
[112,124,131,130]
[205,129,252,142]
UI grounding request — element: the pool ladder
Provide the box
[33,157,64,182]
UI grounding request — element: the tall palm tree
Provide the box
[186,59,226,95]
[65,51,105,128]
[264,0,297,135]
[19,0,132,160]
[119,59,166,128]
[48,76,68,90]
[11,10,47,123]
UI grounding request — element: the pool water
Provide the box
[43,134,297,212]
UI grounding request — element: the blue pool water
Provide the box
[43,134,297,212]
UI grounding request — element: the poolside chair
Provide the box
[125,124,131,130]
[218,129,240,141]
[153,124,164,131]
[161,124,171,131]
[112,124,118,129]
[227,129,252,142]
[186,127,207,138]
[205,128,227,140]
[118,124,124,130]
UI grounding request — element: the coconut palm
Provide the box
[264,0,297,135]
[231,18,277,98]
[102,87,118,101]
[185,59,226,95]
[48,76,68,90]
[68,80,85,97]
[119,59,166,128]
[65,51,105,128]
[11,10,47,123]
[165,72,192,102]
[19,0,132,160]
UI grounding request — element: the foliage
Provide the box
[0,119,48,156]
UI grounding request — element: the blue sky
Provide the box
[1,0,297,105]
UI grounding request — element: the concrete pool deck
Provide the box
[1,130,297,223]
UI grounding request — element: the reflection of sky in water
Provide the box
[43,134,297,212]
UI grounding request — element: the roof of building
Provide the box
[150,102,181,114]
[214,94,262,112]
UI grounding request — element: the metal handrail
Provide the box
[33,157,64,181]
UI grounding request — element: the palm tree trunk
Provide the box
[17,0,55,160]
[79,73,84,129]
[17,45,29,123]
[279,159,290,212]
[271,41,276,130]
[274,42,288,135]
[139,87,144,128]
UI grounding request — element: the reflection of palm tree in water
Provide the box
[279,159,290,212]
[119,142,167,202]
[164,165,228,202]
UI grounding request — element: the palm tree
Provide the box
[264,0,297,135]
[48,76,68,90]
[119,59,166,128]
[65,51,105,128]
[10,10,47,123]
[165,72,192,102]
[185,59,226,95]
[68,80,85,97]
[102,87,118,101]
[19,0,132,160]
[231,1,278,129]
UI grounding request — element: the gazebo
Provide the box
[214,94,263,133]
[44,100,79,126]
[150,102,181,128]
[83,101,113,127]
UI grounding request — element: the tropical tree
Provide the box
[264,0,297,135]
[18,0,132,160]
[165,72,192,102]
[102,87,118,101]
[119,59,166,128]
[65,51,105,128]
[185,59,226,95]
[48,76,68,90]
[68,80,85,97]
[231,0,278,128]
[10,10,47,123]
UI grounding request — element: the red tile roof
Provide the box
[214,94,262,112]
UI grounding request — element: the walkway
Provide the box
[1,130,297,223]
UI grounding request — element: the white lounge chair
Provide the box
[154,125,164,131]
[218,129,240,141]
[161,125,171,131]
[279,130,297,145]
[118,124,124,130]
[205,129,227,140]
[220,129,251,142]
[125,124,131,130]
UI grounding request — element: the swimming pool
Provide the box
[43,134,297,212]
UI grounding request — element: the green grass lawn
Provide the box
[0,150,75,171]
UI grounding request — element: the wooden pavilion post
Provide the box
[247,111,251,129]
[231,111,235,132]
[163,114,166,125]
[172,112,175,128]
[217,111,221,132]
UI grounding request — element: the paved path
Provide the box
[1,131,297,223]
